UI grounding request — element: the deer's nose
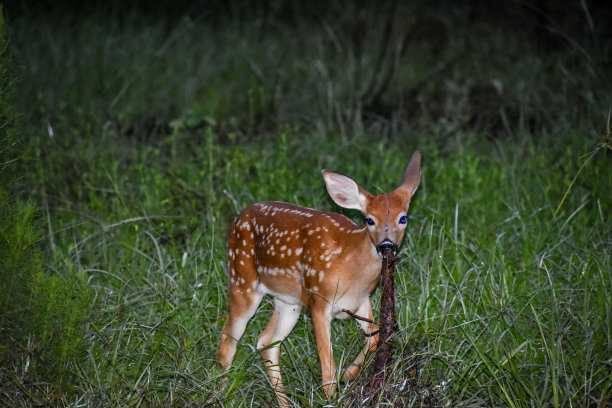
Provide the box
[377,239,398,254]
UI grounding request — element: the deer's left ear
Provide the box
[395,151,421,201]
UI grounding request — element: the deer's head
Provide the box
[322,151,421,254]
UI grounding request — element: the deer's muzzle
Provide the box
[377,239,398,255]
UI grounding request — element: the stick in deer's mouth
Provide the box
[371,247,396,389]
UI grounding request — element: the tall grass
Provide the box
[3,1,611,406]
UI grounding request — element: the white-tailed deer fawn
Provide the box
[218,152,421,404]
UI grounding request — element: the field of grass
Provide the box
[1,1,611,407]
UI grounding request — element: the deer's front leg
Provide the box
[311,303,336,397]
[341,298,379,382]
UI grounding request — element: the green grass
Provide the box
[2,1,611,406]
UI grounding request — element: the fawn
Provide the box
[218,152,421,405]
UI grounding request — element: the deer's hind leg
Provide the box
[218,235,262,372]
[257,298,302,406]
[218,288,262,371]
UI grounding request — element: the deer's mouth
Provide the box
[376,239,398,255]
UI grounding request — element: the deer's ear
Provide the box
[395,151,421,199]
[322,170,370,213]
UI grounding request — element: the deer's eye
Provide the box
[399,215,408,224]
[366,217,375,226]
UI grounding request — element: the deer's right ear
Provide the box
[322,170,369,212]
